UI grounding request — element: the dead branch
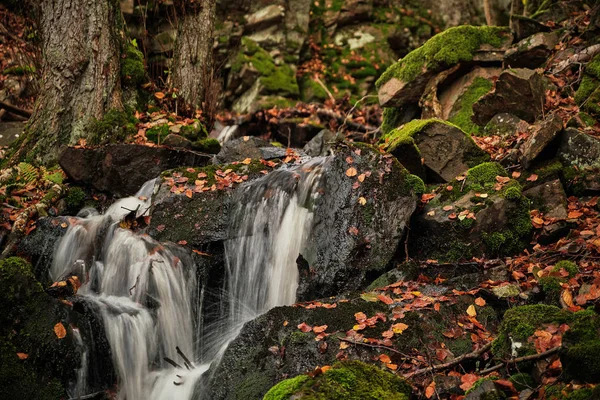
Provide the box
[338,337,421,362]
[176,346,193,370]
[552,44,600,75]
[404,342,493,378]
[479,346,561,375]
[0,100,32,118]
[164,357,183,369]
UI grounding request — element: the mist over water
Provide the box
[53,159,327,399]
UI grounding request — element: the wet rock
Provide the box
[59,144,212,197]
[483,113,529,137]
[15,217,70,283]
[162,133,192,149]
[303,129,342,157]
[380,119,489,182]
[472,68,546,126]
[207,291,498,400]
[376,26,511,108]
[510,15,551,42]
[504,31,559,69]
[274,117,324,148]
[558,128,600,169]
[519,113,564,169]
[299,143,418,299]
[492,284,521,299]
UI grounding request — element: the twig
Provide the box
[313,75,335,105]
[176,346,193,370]
[479,346,561,375]
[552,44,600,74]
[0,100,32,118]
[164,357,183,369]
[404,342,493,378]
[338,337,420,362]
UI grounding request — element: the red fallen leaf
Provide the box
[377,294,394,305]
[298,322,312,332]
[379,354,392,364]
[446,185,453,191]
[154,92,165,99]
[313,325,328,334]
[346,156,354,164]
[436,348,449,361]
[532,216,544,228]
[460,373,479,392]
[527,174,539,182]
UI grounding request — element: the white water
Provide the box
[54,158,327,399]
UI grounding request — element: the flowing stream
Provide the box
[52,158,327,400]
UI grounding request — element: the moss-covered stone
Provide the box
[146,124,170,144]
[65,186,86,210]
[575,54,600,116]
[561,308,600,382]
[449,77,494,135]
[192,138,221,154]
[263,361,411,400]
[121,39,146,87]
[376,26,510,89]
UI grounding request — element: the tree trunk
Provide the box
[171,0,217,111]
[16,0,123,165]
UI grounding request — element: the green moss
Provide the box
[575,55,600,116]
[381,108,403,136]
[264,361,411,400]
[539,276,562,305]
[146,125,170,144]
[88,108,137,145]
[468,162,507,185]
[65,187,86,210]
[0,258,43,328]
[121,39,146,87]
[449,77,494,135]
[236,372,273,400]
[238,38,299,97]
[503,186,522,200]
[180,120,208,141]
[509,373,534,391]
[553,260,578,278]
[493,305,569,358]
[568,388,594,400]
[2,65,36,76]
[192,138,221,154]
[162,159,270,187]
[376,26,510,88]
[405,174,426,195]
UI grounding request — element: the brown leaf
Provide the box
[185,189,193,199]
[54,322,66,339]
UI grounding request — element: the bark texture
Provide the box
[20,0,123,165]
[171,0,217,110]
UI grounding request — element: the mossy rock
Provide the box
[263,361,412,400]
[376,25,511,107]
[87,108,138,146]
[448,77,495,136]
[575,55,600,116]
[380,119,489,182]
[121,39,146,87]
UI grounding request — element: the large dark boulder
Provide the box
[59,144,212,197]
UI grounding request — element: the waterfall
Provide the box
[53,157,327,399]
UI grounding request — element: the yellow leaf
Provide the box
[54,322,66,339]
[466,304,477,317]
[392,323,408,334]
[358,197,367,205]
[340,341,350,349]
[346,167,358,177]
[358,174,366,182]
[242,158,252,165]
[243,136,250,142]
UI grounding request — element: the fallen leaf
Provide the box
[340,341,350,349]
[379,354,392,364]
[313,325,328,334]
[446,185,454,191]
[358,174,366,182]
[346,167,358,177]
[475,297,486,307]
[54,322,66,339]
[527,174,539,182]
[298,322,312,332]
[16,352,28,360]
[466,304,477,317]
[386,363,398,370]
[460,373,479,392]
[568,210,583,219]
[154,92,165,99]
[185,189,193,199]
[496,176,510,184]
[425,381,436,399]
[242,158,252,165]
[392,323,408,334]
[512,171,521,179]
[377,294,394,305]
[358,197,367,206]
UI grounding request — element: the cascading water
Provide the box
[52,157,328,399]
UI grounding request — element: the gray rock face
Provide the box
[524,179,568,220]
[303,129,342,157]
[472,68,546,126]
[216,136,274,163]
[558,128,600,168]
[519,113,564,169]
[483,113,529,137]
[59,145,212,197]
[504,31,559,69]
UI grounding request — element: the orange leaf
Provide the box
[242,158,252,165]
[475,297,486,307]
[496,176,510,184]
[392,323,408,334]
[54,322,66,339]
[460,373,479,392]
[185,189,193,199]
[526,174,539,182]
[298,322,312,332]
[16,352,28,360]
[568,210,583,219]
[346,167,358,177]
[386,363,398,370]
[377,294,394,305]
[466,304,477,317]
[512,171,521,178]
[379,354,392,364]
[154,92,165,99]
[313,325,328,334]
[425,381,436,399]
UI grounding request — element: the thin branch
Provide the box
[479,346,561,375]
[0,100,32,118]
[405,342,493,378]
[338,337,421,362]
